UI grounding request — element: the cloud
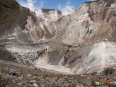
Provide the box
[39,1,45,8]
[58,0,75,16]
[17,0,45,17]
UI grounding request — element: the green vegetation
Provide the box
[0,0,20,22]
[0,0,19,10]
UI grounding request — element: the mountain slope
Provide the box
[0,0,116,74]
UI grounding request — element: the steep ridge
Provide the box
[63,0,116,46]
[0,0,116,74]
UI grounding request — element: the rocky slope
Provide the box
[1,59,116,87]
[0,0,116,74]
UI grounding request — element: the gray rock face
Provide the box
[0,0,116,74]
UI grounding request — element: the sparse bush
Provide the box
[100,78,112,86]
[103,68,114,75]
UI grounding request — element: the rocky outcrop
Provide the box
[0,0,116,74]
[42,9,62,21]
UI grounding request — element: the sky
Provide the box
[16,0,94,16]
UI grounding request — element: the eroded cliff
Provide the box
[0,0,116,74]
